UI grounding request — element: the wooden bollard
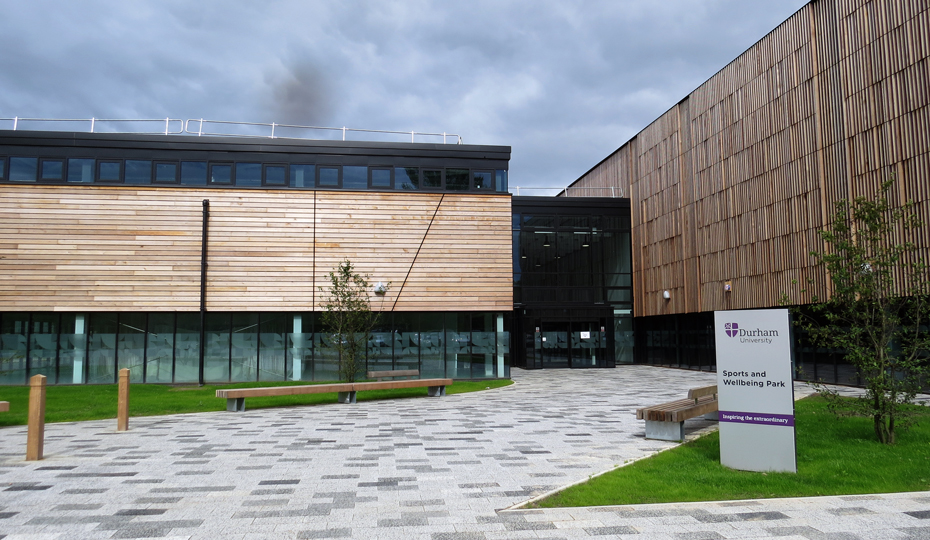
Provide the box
[26,374,46,461]
[117,368,130,432]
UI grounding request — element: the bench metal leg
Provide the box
[227,398,245,412]
[427,385,446,397]
[337,391,357,404]
[644,420,685,442]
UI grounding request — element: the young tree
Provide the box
[319,259,387,382]
[801,179,929,444]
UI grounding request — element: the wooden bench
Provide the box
[636,385,718,442]
[217,374,452,412]
[0,401,8,412]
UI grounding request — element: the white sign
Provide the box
[579,331,590,339]
[715,309,796,473]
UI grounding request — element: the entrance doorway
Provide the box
[535,320,608,368]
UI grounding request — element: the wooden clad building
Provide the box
[0,131,514,384]
[567,0,930,319]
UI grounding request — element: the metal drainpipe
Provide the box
[199,199,209,385]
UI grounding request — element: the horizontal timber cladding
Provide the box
[566,0,930,318]
[0,184,512,312]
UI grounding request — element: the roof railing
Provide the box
[510,186,625,198]
[0,117,463,144]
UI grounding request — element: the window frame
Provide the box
[97,160,124,183]
[39,158,65,182]
[369,166,393,189]
[153,161,179,184]
[124,160,154,185]
[421,168,443,190]
[316,165,342,189]
[262,163,288,187]
[208,162,233,185]
[472,169,494,191]
[234,162,262,187]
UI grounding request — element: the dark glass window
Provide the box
[423,169,442,189]
[318,166,339,187]
[68,158,95,183]
[98,161,122,182]
[9,157,38,182]
[446,168,469,191]
[496,169,508,191]
[396,167,418,190]
[290,164,314,188]
[0,157,5,180]
[235,163,261,187]
[40,160,64,181]
[264,164,286,186]
[124,160,152,184]
[155,162,178,183]
[343,166,367,189]
[180,161,207,185]
[473,170,493,190]
[210,164,232,184]
[370,168,392,188]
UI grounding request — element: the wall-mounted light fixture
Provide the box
[543,235,551,247]
[374,282,388,296]
[663,290,671,300]
[724,280,732,292]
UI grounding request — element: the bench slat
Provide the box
[216,383,354,399]
[636,394,717,423]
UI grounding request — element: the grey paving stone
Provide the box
[675,533,725,540]
[298,528,353,539]
[908,511,930,520]
[584,525,639,535]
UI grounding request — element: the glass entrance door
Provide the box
[570,320,604,367]
[539,321,569,368]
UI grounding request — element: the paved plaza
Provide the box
[0,366,927,539]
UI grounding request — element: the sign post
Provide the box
[714,309,796,473]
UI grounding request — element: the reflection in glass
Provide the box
[318,166,339,187]
[155,162,177,183]
[88,313,118,384]
[290,164,314,188]
[125,160,152,184]
[29,313,59,381]
[235,163,261,187]
[474,170,492,189]
[0,314,28,384]
[446,169,468,191]
[210,164,232,184]
[98,161,122,182]
[174,313,200,382]
[118,313,146,382]
[41,160,64,180]
[9,157,38,182]
[181,161,207,185]
[265,165,286,186]
[58,314,85,384]
[396,167,418,190]
[371,168,391,188]
[259,313,287,380]
[68,159,95,183]
[146,313,175,383]
[231,313,258,382]
[495,169,508,191]
[423,170,442,188]
[343,166,367,189]
[204,313,231,382]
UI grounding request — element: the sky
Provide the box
[0,0,809,193]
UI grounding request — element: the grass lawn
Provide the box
[532,395,930,507]
[0,378,513,427]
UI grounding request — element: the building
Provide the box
[564,0,930,385]
[0,129,514,384]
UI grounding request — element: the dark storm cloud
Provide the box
[0,0,808,188]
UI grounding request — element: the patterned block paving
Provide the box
[0,366,927,539]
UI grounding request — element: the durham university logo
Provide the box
[725,322,739,337]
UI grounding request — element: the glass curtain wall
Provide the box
[0,311,510,385]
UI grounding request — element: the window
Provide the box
[290,164,314,188]
[343,166,367,189]
[180,161,207,185]
[125,160,152,184]
[446,168,468,191]
[496,169,508,192]
[423,169,442,189]
[395,167,418,190]
[68,159,95,183]
[9,157,38,182]
[209,163,232,184]
[318,166,339,187]
[154,162,178,183]
[40,159,64,181]
[235,163,261,187]
[264,164,286,186]
[0,157,5,180]
[98,161,122,182]
[370,168,392,188]
[473,170,493,190]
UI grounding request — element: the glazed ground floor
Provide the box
[0,311,511,385]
